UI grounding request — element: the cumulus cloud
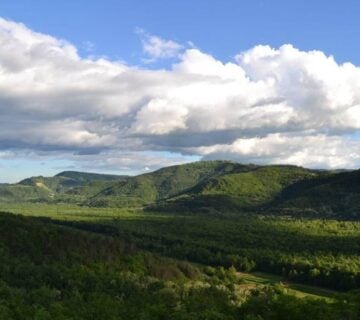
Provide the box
[137,28,183,61]
[0,17,360,172]
[69,151,197,174]
[197,134,360,169]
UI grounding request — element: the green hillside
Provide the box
[0,211,358,319]
[1,161,360,219]
[1,165,359,317]
[19,176,77,194]
[20,171,126,193]
[56,170,127,182]
[145,163,360,219]
[152,165,319,213]
[0,171,127,204]
[86,161,360,219]
[87,160,248,207]
[0,183,53,203]
[0,212,204,319]
[270,169,360,218]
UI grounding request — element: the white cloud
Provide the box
[0,18,359,171]
[137,28,183,61]
[195,134,360,169]
[69,151,198,174]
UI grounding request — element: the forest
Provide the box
[0,211,359,319]
[0,161,359,319]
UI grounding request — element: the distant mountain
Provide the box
[86,161,245,207]
[0,171,127,203]
[56,171,126,182]
[19,171,127,192]
[151,163,359,219]
[87,162,323,211]
[1,161,359,219]
[0,183,52,203]
[83,161,360,219]
[152,165,319,213]
[268,169,360,219]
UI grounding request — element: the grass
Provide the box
[0,202,142,221]
[237,271,336,300]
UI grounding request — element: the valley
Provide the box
[0,161,359,319]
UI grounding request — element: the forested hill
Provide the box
[55,171,127,182]
[87,161,321,207]
[86,160,248,207]
[268,169,360,219]
[152,165,360,219]
[0,170,127,203]
[1,161,360,219]
[0,211,358,319]
[20,170,127,191]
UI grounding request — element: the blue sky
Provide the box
[0,0,360,182]
[1,0,360,65]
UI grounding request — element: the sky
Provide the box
[0,0,360,182]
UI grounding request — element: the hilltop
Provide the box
[88,161,359,219]
[1,161,359,219]
[269,169,360,219]
[0,171,127,203]
[86,160,244,207]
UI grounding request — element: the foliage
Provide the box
[2,161,360,218]
[0,212,358,319]
[1,161,360,317]
[87,160,243,207]
[269,169,360,219]
[0,171,126,204]
[54,212,360,291]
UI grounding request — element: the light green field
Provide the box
[0,202,143,220]
[237,272,336,300]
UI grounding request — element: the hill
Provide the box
[152,164,360,219]
[1,161,359,219]
[85,161,360,219]
[268,169,360,219]
[0,183,53,203]
[0,212,206,318]
[19,171,126,192]
[152,165,319,213]
[0,211,358,319]
[0,171,127,204]
[86,160,249,207]
[56,170,126,182]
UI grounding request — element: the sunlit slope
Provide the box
[0,183,53,202]
[20,171,126,192]
[2,161,359,219]
[0,171,127,203]
[154,165,360,218]
[154,165,318,213]
[87,160,251,207]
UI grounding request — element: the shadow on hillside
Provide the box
[30,211,360,257]
[2,210,359,291]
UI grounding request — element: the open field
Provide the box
[237,271,336,300]
[0,202,142,221]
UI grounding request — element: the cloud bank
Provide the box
[0,17,359,172]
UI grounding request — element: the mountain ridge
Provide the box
[0,161,359,219]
